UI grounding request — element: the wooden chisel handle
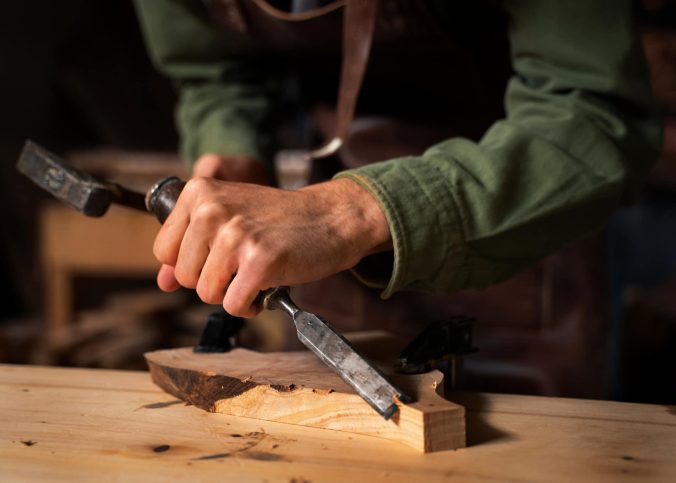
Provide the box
[145,176,186,224]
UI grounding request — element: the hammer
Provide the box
[16,140,180,221]
[17,140,411,419]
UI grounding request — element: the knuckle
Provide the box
[195,278,209,301]
[223,298,247,318]
[242,240,278,272]
[153,238,175,266]
[186,176,209,191]
[221,215,248,240]
[183,177,212,199]
[192,200,226,225]
[196,281,219,305]
[240,243,262,268]
[222,298,236,316]
[228,214,247,229]
[173,264,198,289]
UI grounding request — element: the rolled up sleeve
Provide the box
[337,0,662,298]
[134,0,279,173]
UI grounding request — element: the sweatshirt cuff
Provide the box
[334,155,467,298]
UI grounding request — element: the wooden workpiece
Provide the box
[2,364,675,482]
[144,347,465,452]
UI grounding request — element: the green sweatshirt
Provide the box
[134,0,661,298]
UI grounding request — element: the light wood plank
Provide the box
[1,364,675,482]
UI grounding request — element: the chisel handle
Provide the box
[145,176,186,224]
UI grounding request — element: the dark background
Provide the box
[0,1,177,317]
[0,0,674,404]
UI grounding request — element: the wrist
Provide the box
[302,178,393,258]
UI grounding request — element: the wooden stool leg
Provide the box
[45,265,72,331]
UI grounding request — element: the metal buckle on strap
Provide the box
[253,0,347,21]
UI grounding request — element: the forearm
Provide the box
[177,80,277,174]
[134,0,279,174]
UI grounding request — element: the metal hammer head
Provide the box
[17,141,113,217]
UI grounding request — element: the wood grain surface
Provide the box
[144,347,465,452]
[1,364,675,482]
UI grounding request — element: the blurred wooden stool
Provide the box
[41,204,160,329]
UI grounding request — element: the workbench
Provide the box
[2,364,675,482]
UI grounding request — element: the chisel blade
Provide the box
[264,287,411,419]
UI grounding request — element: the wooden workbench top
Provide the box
[1,364,675,482]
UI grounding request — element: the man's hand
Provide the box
[156,153,271,295]
[192,153,270,185]
[153,177,392,317]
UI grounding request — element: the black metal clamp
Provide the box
[193,309,244,353]
[396,316,478,394]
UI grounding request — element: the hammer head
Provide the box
[17,141,113,217]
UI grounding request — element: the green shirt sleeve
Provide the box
[337,0,662,298]
[133,0,278,173]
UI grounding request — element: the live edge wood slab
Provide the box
[144,346,465,453]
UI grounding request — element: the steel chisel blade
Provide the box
[263,286,411,419]
[294,310,411,419]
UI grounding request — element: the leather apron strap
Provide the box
[208,0,381,160]
[307,0,379,160]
